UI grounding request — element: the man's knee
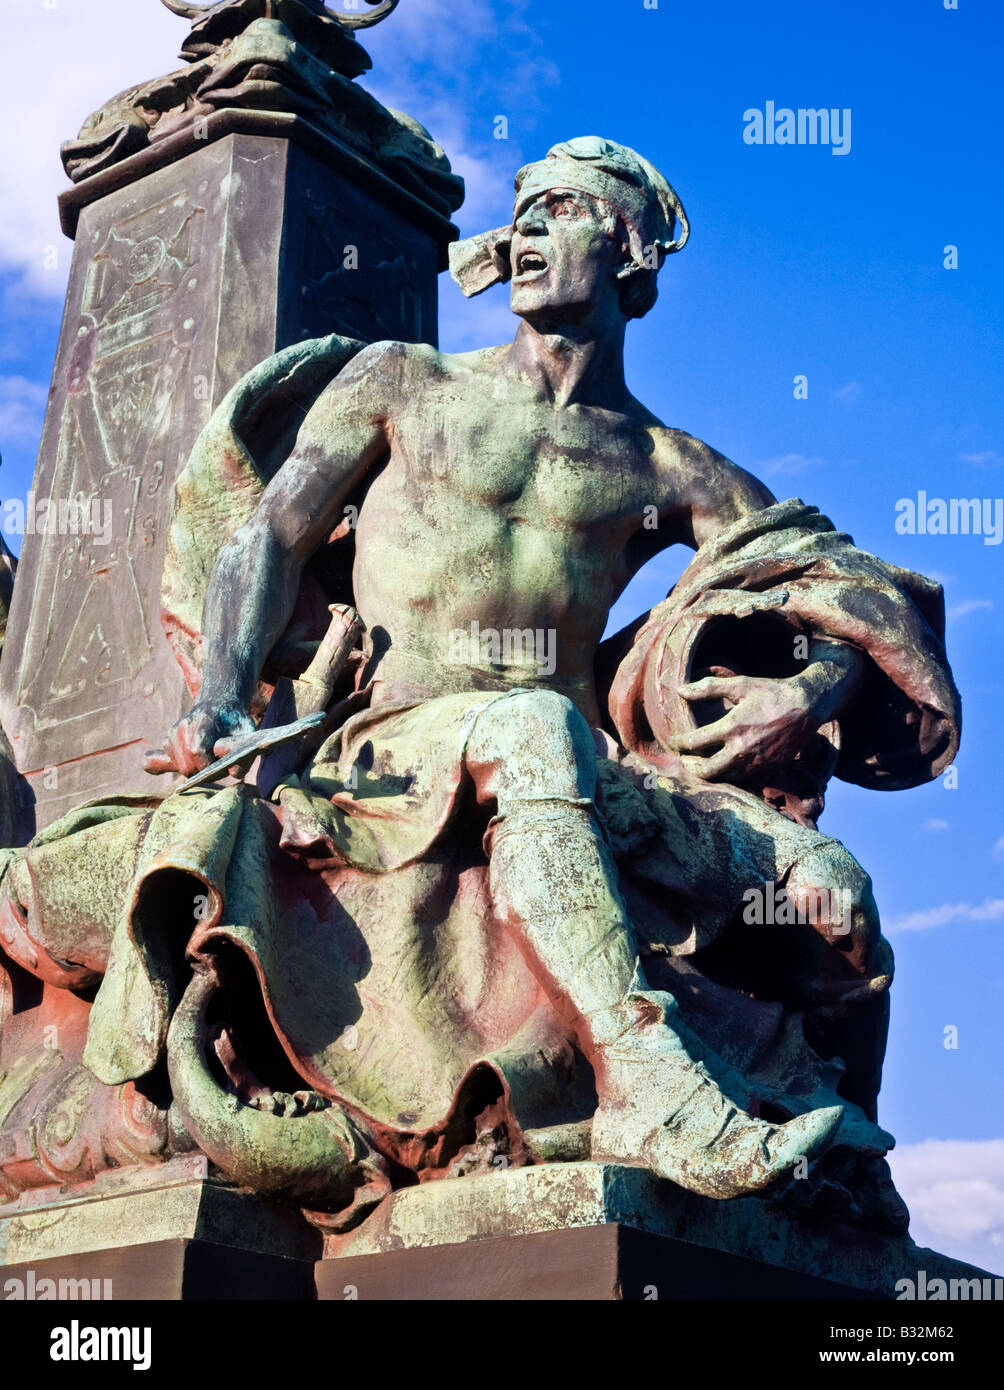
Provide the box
[466,688,596,808]
[784,841,894,1010]
[470,688,593,761]
[786,842,879,948]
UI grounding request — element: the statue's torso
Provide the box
[352,347,683,709]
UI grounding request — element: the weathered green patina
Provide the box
[0,137,960,1237]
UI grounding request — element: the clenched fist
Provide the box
[144,699,257,777]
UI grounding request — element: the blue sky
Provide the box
[1,0,1002,1268]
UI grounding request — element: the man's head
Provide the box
[449,136,688,324]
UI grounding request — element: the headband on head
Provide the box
[449,136,689,298]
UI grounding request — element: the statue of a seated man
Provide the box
[0,138,959,1231]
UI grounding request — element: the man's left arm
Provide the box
[605,429,867,781]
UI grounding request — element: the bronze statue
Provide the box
[0,137,959,1235]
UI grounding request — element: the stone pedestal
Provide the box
[317,1162,994,1301]
[2,1161,995,1302]
[0,1155,320,1301]
[316,1224,873,1302]
[0,111,454,835]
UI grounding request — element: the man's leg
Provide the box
[783,843,893,1122]
[463,688,842,1198]
[661,786,893,1123]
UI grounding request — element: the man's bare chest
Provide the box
[390,389,660,531]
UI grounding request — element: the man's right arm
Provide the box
[150,341,400,775]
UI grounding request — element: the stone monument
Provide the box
[0,1,993,1301]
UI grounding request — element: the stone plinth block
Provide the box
[3,1159,995,1301]
[0,1155,320,1300]
[318,1162,996,1302]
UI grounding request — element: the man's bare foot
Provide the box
[590,990,844,1198]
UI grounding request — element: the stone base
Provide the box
[2,1159,995,1302]
[319,1162,992,1301]
[0,1154,320,1301]
[1,1239,313,1301]
[317,1223,874,1302]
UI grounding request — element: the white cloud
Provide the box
[993,837,1004,861]
[0,375,49,451]
[889,1139,1004,1274]
[762,452,823,477]
[833,381,862,406]
[948,598,995,621]
[923,818,950,832]
[885,898,1004,933]
[0,0,183,296]
[0,0,556,298]
[358,0,559,237]
[959,450,1004,468]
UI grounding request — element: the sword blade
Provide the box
[172,710,327,793]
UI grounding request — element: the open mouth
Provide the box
[515,249,549,279]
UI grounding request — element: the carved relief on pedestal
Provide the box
[302,195,423,343]
[0,1051,180,1203]
[12,194,207,769]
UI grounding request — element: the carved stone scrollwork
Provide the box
[0,1051,184,1204]
[61,1,461,222]
[157,1,398,75]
